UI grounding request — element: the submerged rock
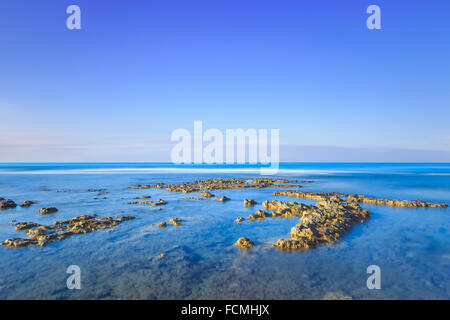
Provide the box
[0,198,17,209]
[37,207,58,215]
[2,215,134,248]
[235,237,254,250]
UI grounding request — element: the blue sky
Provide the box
[0,0,449,161]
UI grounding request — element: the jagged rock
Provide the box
[235,237,254,249]
[235,217,245,223]
[37,207,58,215]
[0,198,17,209]
[243,199,256,206]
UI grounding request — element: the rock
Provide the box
[214,196,230,202]
[169,218,182,226]
[235,217,245,223]
[243,199,256,206]
[200,191,214,198]
[157,222,167,228]
[235,237,254,250]
[248,209,269,220]
[131,178,299,193]
[37,207,58,215]
[272,190,448,208]
[127,199,167,206]
[2,215,134,248]
[20,201,37,208]
[274,200,370,250]
[0,199,17,209]
[159,253,166,258]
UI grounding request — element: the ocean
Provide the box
[0,163,449,299]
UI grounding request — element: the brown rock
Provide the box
[37,207,58,215]
[235,237,254,249]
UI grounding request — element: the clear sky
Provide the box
[0,0,449,162]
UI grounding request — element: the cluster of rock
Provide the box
[2,215,134,248]
[131,178,299,193]
[275,199,370,250]
[272,190,448,208]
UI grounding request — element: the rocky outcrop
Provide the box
[2,215,134,248]
[132,178,299,193]
[37,207,58,215]
[157,222,167,228]
[235,237,254,249]
[243,199,256,206]
[0,198,17,209]
[235,217,245,223]
[346,194,448,208]
[275,200,369,250]
[272,190,448,208]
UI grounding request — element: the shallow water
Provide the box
[0,163,449,299]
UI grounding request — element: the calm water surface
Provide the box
[0,163,449,299]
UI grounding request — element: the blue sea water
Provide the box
[0,163,448,299]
